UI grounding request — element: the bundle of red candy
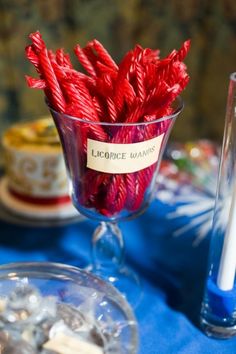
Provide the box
[25,31,190,216]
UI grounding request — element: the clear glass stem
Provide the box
[91,222,125,272]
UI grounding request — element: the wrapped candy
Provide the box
[0,285,109,353]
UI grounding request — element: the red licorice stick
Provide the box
[123,79,136,108]
[89,39,118,71]
[82,46,99,70]
[55,48,73,69]
[29,31,45,53]
[82,171,111,209]
[74,44,97,77]
[61,80,82,105]
[106,97,117,122]
[71,79,108,141]
[25,76,46,89]
[75,78,98,117]
[63,67,96,87]
[155,41,191,86]
[61,81,107,141]
[38,47,66,113]
[134,164,159,211]
[96,61,117,77]
[63,54,73,69]
[48,50,56,62]
[114,51,134,113]
[171,39,191,63]
[92,96,104,119]
[135,62,146,102]
[125,173,137,209]
[55,48,64,65]
[104,174,127,216]
[25,45,40,72]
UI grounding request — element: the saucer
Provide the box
[0,176,82,226]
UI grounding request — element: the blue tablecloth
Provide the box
[1,197,236,354]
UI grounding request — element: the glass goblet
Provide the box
[48,97,183,305]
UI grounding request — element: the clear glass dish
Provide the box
[0,262,138,353]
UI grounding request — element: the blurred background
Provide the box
[0,0,235,144]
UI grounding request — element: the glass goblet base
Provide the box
[86,221,142,307]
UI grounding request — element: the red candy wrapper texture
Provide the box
[25,31,190,216]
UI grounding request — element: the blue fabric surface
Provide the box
[1,199,236,354]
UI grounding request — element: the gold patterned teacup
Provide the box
[2,117,70,204]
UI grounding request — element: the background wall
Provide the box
[0,0,235,142]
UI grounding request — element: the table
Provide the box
[1,195,236,354]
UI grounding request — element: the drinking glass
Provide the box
[48,97,183,305]
[200,72,236,338]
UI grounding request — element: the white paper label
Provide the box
[87,134,164,174]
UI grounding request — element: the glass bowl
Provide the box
[0,262,138,353]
